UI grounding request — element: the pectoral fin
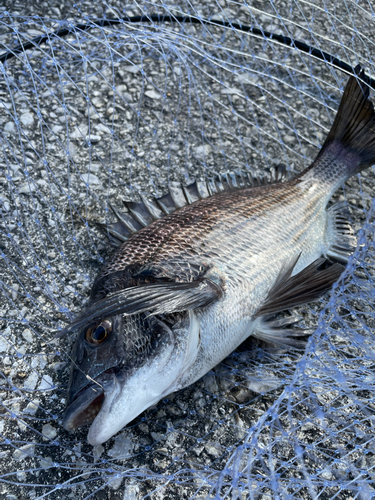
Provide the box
[256,255,345,317]
[56,278,222,337]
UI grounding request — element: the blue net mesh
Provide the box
[0,1,374,499]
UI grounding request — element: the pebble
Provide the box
[204,442,223,458]
[68,142,78,157]
[24,400,39,415]
[11,283,19,301]
[121,65,141,73]
[236,72,260,85]
[85,134,101,144]
[38,374,53,390]
[39,456,54,468]
[70,125,89,139]
[20,112,34,126]
[95,123,112,134]
[0,336,9,353]
[145,89,161,99]
[4,121,16,133]
[42,423,57,440]
[0,100,12,109]
[18,183,36,194]
[108,432,135,459]
[194,145,211,158]
[23,372,39,390]
[13,444,35,461]
[81,172,100,185]
[122,481,140,500]
[22,329,33,343]
[203,372,219,393]
[51,124,63,133]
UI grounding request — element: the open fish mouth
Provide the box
[62,383,104,431]
[62,369,119,432]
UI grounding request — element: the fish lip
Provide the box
[62,383,104,432]
[63,369,118,432]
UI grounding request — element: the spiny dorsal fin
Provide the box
[123,200,155,227]
[183,180,201,203]
[101,166,289,246]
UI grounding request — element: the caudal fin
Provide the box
[303,65,375,182]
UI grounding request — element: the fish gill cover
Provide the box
[0,0,374,499]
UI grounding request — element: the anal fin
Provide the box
[250,314,310,350]
[325,202,357,263]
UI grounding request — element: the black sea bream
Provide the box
[61,67,375,445]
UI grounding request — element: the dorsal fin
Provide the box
[168,182,189,208]
[123,200,155,227]
[100,166,290,246]
[182,180,201,203]
[154,191,176,214]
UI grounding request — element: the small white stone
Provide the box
[0,335,9,353]
[122,481,140,500]
[81,172,100,185]
[68,142,78,158]
[86,134,101,144]
[4,121,16,133]
[70,125,88,139]
[93,444,105,462]
[11,283,19,301]
[18,183,36,194]
[39,456,54,468]
[145,89,161,100]
[22,329,33,343]
[108,432,135,459]
[39,355,47,369]
[24,400,39,415]
[24,372,39,390]
[108,474,123,490]
[121,65,141,73]
[38,374,53,391]
[204,442,223,458]
[95,123,112,134]
[20,112,34,126]
[235,71,260,85]
[247,376,281,393]
[42,423,57,440]
[16,471,26,482]
[89,163,100,172]
[51,124,63,133]
[0,100,12,109]
[13,443,35,460]
[194,145,211,158]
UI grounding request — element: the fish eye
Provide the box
[85,319,112,345]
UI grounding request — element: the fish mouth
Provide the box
[62,369,117,432]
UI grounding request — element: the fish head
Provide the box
[62,309,200,445]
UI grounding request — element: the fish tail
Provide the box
[301,65,375,185]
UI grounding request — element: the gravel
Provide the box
[0,1,374,500]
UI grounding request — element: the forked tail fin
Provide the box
[301,65,375,184]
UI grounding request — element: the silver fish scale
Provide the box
[92,173,331,389]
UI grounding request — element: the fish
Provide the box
[60,66,375,446]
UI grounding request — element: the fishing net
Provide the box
[0,1,374,499]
